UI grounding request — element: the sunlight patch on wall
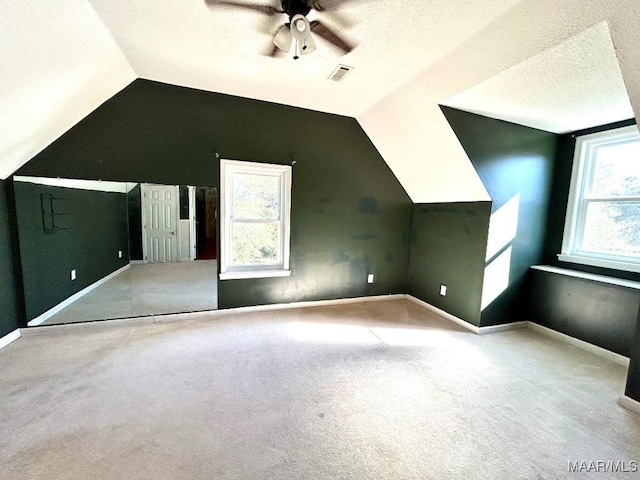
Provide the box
[485,194,519,261]
[481,246,513,311]
[481,194,520,311]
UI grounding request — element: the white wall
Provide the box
[0,0,135,180]
[358,0,640,203]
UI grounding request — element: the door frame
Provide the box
[189,186,196,261]
[140,183,180,264]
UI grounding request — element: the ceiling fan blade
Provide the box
[309,19,355,54]
[317,9,354,29]
[261,42,285,57]
[256,14,282,35]
[299,34,317,56]
[204,0,281,16]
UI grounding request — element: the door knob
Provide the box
[170,231,176,236]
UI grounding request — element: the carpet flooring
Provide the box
[2,299,639,479]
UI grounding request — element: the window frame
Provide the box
[559,124,640,273]
[219,159,292,280]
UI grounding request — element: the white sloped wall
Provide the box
[358,0,640,203]
[0,0,136,179]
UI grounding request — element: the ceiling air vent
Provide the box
[329,64,353,82]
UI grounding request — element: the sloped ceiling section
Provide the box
[442,22,633,134]
[87,0,522,118]
[359,0,640,203]
[0,0,135,179]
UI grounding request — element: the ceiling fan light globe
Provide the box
[273,24,293,52]
[300,34,316,55]
[290,14,311,41]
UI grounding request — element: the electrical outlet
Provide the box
[440,284,447,296]
[118,250,123,258]
[71,269,76,281]
[367,274,374,284]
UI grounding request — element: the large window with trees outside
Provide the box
[219,159,292,279]
[560,125,640,273]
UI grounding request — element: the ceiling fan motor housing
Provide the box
[280,0,312,17]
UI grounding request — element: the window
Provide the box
[560,125,640,272]
[219,159,292,279]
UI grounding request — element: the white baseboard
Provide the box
[527,322,630,367]
[27,264,130,327]
[0,329,21,350]
[478,321,528,335]
[129,260,145,265]
[402,297,631,366]
[405,296,531,336]
[402,297,628,366]
[405,295,480,333]
[618,395,640,416]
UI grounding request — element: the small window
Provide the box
[560,125,640,272]
[219,159,292,280]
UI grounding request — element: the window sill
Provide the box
[532,265,640,290]
[557,254,640,274]
[219,270,292,280]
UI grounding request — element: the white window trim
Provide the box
[560,125,640,273]
[219,159,292,280]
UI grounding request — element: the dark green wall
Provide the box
[626,308,640,401]
[441,107,558,326]
[0,180,23,336]
[407,202,491,327]
[17,79,412,309]
[13,182,129,321]
[127,184,143,261]
[528,269,638,357]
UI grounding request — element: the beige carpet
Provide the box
[2,299,639,479]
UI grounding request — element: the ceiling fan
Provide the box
[205,0,357,59]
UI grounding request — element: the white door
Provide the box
[141,184,179,263]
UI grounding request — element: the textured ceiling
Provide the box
[359,0,640,202]
[1,0,639,202]
[86,0,521,117]
[442,22,634,134]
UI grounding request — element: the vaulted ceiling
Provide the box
[2,0,638,202]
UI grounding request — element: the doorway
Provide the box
[195,186,217,260]
[141,184,179,263]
